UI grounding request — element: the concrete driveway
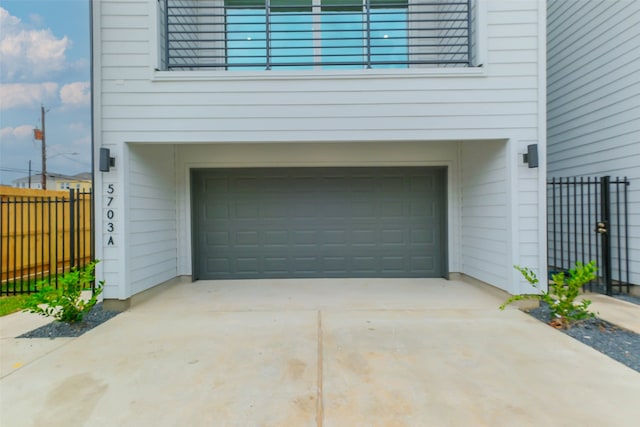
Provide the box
[1,278,639,427]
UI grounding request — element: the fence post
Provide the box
[69,189,76,268]
[599,176,612,295]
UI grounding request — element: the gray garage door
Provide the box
[191,167,446,279]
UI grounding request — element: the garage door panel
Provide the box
[261,176,290,191]
[263,230,289,245]
[321,229,348,245]
[411,256,435,271]
[349,200,378,218]
[411,229,434,244]
[381,256,406,273]
[321,203,349,219]
[207,231,230,246]
[233,177,262,193]
[203,177,229,193]
[352,229,376,245]
[323,256,348,273]
[410,175,434,191]
[291,202,318,218]
[207,258,230,273]
[353,256,377,272]
[381,229,404,244]
[350,177,377,192]
[410,200,435,217]
[236,202,261,218]
[380,201,405,218]
[380,176,405,192]
[293,230,317,245]
[205,203,229,219]
[262,203,289,219]
[193,167,446,279]
[290,177,317,192]
[320,177,347,192]
[293,256,319,274]
[236,257,260,274]
[235,231,259,246]
[263,257,288,273]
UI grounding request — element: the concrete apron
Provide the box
[1,278,639,427]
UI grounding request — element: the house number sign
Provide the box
[105,183,116,246]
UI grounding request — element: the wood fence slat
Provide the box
[0,189,92,290]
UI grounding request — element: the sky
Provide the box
[0,0,91,185]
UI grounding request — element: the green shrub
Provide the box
[24,260,104,323]
[500,261,598,328]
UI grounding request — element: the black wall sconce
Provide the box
[99,148,116,172]
[523,144,539,168]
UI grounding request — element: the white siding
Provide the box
[97,1,541,145]
[128,144,178,294]
[547,0,640,285]
[460,141,509,289]
[94,0,546,298]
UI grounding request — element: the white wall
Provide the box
[94,0,546,298]
[547,0,640,285]
[96,1,542,145]
[127,144,178,294]
[460,141,509,290]
[459,139,542,294]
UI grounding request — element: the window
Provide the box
[163,0,472,70]
[226,0,314,70]
[225,0,408,69]
[320,0,407,69]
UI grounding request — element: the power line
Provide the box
[0,167,38,174]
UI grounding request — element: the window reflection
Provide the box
[226,0,408,70]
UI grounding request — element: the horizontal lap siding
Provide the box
[461,141,509,289]
[98,2,541,143]
[128,145,178,294]
[547,0,640,285]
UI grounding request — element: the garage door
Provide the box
[191,167,446,279]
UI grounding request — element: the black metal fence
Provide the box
[0,189,93,295]
[160,0,473,70]
[547,176,630,295]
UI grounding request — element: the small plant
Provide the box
[500,261,598,329]
[24,260,104,323]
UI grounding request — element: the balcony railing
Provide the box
[159,0,473,71]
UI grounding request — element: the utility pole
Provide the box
[41,105,47,189]
[28,160,32,188]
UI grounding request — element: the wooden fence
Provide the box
[0,187,93,294]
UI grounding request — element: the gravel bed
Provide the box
[526,303,640,373]
[18,303,120,338]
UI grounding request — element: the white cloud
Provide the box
[0,82,58,110]
[28,14,45,27]
[0,7,20,28]
[0,7,70,81]
[0,124,35,140]
[59,82,90,107]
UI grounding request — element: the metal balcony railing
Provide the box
[159,0,472,70]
